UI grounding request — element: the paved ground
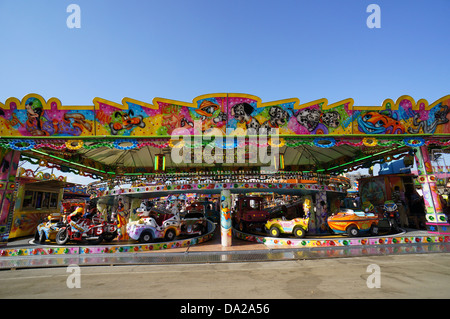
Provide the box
[0,253,449,299]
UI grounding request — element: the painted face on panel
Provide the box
[357,111,405,134]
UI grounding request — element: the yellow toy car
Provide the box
[265,217,309,238]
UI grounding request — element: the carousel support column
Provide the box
[414,145,450,234]
[220,189,232,247]
[303,195,316,234]
[129,198,142,222]
[0,149,21,246]
[315,190,328,234]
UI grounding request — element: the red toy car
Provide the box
[233,196,270,232]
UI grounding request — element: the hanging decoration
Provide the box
[313,137,336,148]
[215,138,238,149]
[8,139,36,151]
[362,137,378,147]
[168,139,185,148]
[137,141,169,149]
[268,138,286,148]
[336,140,363,147]
[3,137,450,152]
[83,142,114,149]
[404,137,425,147]
[38,159,48,167]
[19,155,102,180]
[284,139,313,147]
[65,140,84,150]
[377,140,401,147]
[35,142,66,150]
[113,139,138,150]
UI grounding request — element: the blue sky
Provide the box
[1,0,449,107]
[1,0,449,184]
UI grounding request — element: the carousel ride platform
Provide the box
[0,223,449,269]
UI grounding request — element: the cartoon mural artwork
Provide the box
[23,96,93,136]
[288,98,350,135]
[109,110,145,135]
[25,97,92,136]
[408,103,449,134]
[357,111,405,134]
[227,97,295,135]
[0,95,94,137]
[24,97,46,136]
[294,109,342,134]
[160,103,191,136]
[195,99,227,133]
[230,102,262,132]
[354,97,450,135]
[0,93,449,137]
[261,106,291,130]
[60,113,92,135]
[321,111,341,129]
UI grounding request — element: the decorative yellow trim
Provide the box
[269,138,286,148]
[93,97,125,110]
[261,97,300,109]
[38,159,48,167]
[1,93,448,113]
[169,139,185,148]
[325,98,354,111]
[362,137,378,147]
[295,98,328,110]
[122,97,159,110]
[153,97,196,109]
[65,140,84,150]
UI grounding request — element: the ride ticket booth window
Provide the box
[35,192,44,209]
[49,193,58,208]
[21,190,60,210]
[41,192,50,209]
[23,190,35,208]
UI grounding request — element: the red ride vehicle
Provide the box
[55,207,117,245]
[233,196,270,232]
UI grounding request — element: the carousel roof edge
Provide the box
[1,93,449,111]
[1,93,450,139]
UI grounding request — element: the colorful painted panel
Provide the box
[0,94,94,137]
[353,96,450,135]
[359,178,386,207]
[1,93,449,137]
[9,212,48,238]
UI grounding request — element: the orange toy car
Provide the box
[327,209,380,237]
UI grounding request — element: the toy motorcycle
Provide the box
[383,200,401,233]
[55,214,117,245]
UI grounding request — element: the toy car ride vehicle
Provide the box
[186,201,219,223]
[233,196,270,232]
[180,211,208,236]
[127,211,181,243]
[327,209,380,237]
[55,210,118,245]
[265,216,309,238]
[35,213,64,244]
